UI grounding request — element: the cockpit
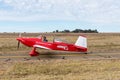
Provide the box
[37,35,70,43]
[53,38,69,43]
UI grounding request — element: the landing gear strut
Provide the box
[29,47,39,56]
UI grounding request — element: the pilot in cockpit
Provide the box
[43,36,48,42]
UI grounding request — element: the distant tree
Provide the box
[94,29,98,33]
[56,30,59,33]
[62,30,70,33]
[72,29,83,33]
[53,28,98,33]
[72,29,98,33]
[53,31,55,33]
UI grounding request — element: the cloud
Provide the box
[0,0,120,24]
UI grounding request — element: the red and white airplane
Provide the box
[17,35,87,56]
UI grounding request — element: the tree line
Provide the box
[53,29,98,33]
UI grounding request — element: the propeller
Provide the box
[17,41,20,49]
[17,33,22,49]
[19,33,22,37]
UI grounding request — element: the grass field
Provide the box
[0,33,120,80]
[1,60,120,80]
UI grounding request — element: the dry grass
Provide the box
[1,60,120,80]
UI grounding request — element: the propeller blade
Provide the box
[17,41,20,49]
[19,33,22,37]
[17,33,22,49]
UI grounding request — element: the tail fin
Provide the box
[75,36,87,48]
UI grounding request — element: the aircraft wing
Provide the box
[34,45,51,50]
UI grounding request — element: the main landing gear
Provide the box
[29,47,39,56]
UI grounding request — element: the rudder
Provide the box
[75,36,87,48]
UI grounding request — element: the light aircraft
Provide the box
[17,35,87,56]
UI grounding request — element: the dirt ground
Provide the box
[0,52,120,62]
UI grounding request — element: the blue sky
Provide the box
[0,0,120,32]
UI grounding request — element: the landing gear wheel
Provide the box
[84,52,88,54]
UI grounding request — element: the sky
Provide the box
[0,0,120,32]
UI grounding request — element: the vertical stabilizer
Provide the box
[75,36,87,48]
